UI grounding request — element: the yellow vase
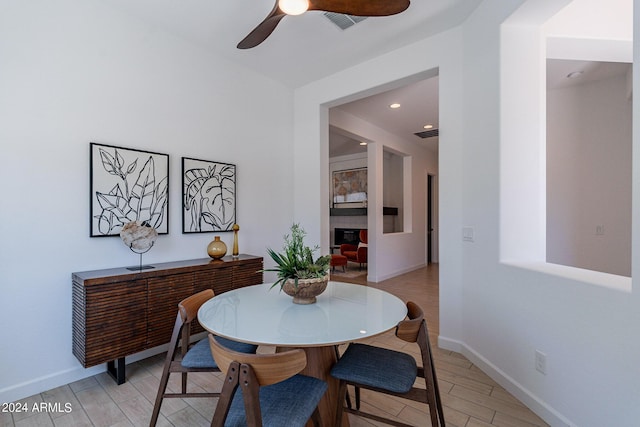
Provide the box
[207,236,227,259]
[232,224,240,257]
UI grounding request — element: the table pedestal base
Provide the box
[300,346,349,427]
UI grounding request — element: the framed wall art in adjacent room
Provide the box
[90,142,169,237]
[182,157,236,233]
[332,167,367,206]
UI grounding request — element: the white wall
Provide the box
[547,72,632,276]
[0,0,294,403]
[295,0,640,426]
[463,1,638,426]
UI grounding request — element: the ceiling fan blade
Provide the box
[237,0,409,49]
[308,0,410,16]
[237,2,286,49]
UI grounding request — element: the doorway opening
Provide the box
[327,72,439,281]
[427,173,437,264]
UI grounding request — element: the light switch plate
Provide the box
[462,227,474,242]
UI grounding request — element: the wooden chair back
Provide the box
[208,335,307,386]
[150,289,218,427]
[395,301,424,343]
[179,288,214,323]
[209,335,316,427]
[177,289,214,359]
[399,301,445,427]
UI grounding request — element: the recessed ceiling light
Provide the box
[359,142,367,146]
[566,71,584,79]
[423,124,433,129]
[389,103,401,109]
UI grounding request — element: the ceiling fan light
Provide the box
[279,0,309,15]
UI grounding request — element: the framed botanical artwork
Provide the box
[332,167,368,205]
[182,157,236,233]
[90,142,169,237]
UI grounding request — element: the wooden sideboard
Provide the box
[72,254,263,383]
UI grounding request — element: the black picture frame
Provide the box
[90,142,169,237]
[182,157,237,233]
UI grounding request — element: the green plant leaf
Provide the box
[263,223,330,290]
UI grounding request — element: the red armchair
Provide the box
[340,229,368,269]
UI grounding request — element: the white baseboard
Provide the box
[0,364,105,404]
[438,336,576,427]
[0,341,176,404]
[372,262,426,282]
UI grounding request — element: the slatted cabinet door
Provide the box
[231,257,263,290]
[76,279,147,367]
[147,272,195,348]
[192,267,232,335]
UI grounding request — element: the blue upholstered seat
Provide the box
[182,337,258,369]
[330,343,417,393]
[223,374,327,427]
[330,302,446,427]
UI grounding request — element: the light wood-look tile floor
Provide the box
[1,264,548,427]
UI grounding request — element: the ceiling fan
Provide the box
[237,0,411,49]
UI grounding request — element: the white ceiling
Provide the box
[329,76,440,157]
[98,0,482,88]
[97,0,477,158]
[546,60,631,90]
[97,0,632,159]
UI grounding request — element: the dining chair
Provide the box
[150,289,258,427]
[330,301,446,427]
[208,335,328,427]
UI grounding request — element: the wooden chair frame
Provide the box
[209,335,323,427]
[335,301,446,427]
[150,289,220,426]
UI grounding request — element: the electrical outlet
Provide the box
[596,225,605,235]
[535,350,547,374]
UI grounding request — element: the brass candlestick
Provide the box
[232,224,240,258]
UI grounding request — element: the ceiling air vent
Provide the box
[414,129,440,139]
[323,12,367,30]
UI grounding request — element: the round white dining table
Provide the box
[198,281,407,427]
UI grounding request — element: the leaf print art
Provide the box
[90,143,169,236]
[182,158,236,233]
